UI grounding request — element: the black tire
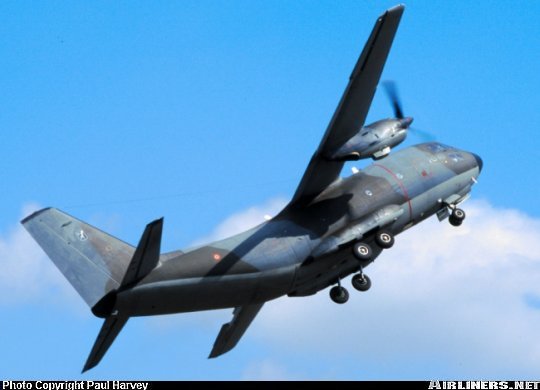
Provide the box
[353,242,372,261]
[453,208,466,221]
[375,230,395,249]
[329,286,349,304]
[449,215,462,226]
[352,274,372,292]
[449,208,465,227]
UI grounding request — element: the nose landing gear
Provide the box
[449,208,466,227]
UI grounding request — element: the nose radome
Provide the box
[472,153,483,173]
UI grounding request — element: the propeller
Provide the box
[409,127,435,142]
[382,81,404,119]
[382,80,435,141]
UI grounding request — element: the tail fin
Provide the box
[21,208,135,307]
[23,208,165,372]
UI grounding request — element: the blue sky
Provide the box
[1,1,540,380]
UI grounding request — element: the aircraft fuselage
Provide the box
[116,142,482,316]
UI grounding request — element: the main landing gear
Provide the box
[352,230,395,262]
[329,282,349,304]
[352,272,371,292]
[329,229,395,304]
[328,270,372,304]
[374,230,395,249]
[353,241,372,261]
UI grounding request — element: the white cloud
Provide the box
[251,199,540,378]
[241,359,303,381]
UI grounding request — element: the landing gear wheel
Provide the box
[449,208,466,227]
[352,273,372,292]
[375,230,394,249]
[353,242,372,261]
[330,286,349,304]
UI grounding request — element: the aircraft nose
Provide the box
[472,153,483,173]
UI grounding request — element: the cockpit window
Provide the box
[425,143,452,153]
[447,152,464,162]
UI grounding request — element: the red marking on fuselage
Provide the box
[212,253,222,261]
[373,163,413,219]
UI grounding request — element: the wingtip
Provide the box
[385,4,405,16]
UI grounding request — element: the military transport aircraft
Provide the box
[22,4,482,372]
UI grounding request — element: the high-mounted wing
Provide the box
[290,5,404,206]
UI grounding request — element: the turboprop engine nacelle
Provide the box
[329,117,413,161]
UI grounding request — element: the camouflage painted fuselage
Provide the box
[117,142,481,316]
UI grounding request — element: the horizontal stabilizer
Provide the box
[21,208,135,307]
[82,314,128,373]
[209,303,264,358]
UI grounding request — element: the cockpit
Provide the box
[418,142,483,174]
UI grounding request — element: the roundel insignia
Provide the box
[212,253,222,261]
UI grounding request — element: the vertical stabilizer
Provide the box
[82,218,163,373]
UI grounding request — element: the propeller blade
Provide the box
[409,127,436,142]
[382,80,404,119]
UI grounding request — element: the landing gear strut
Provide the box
[449,208,466,227]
